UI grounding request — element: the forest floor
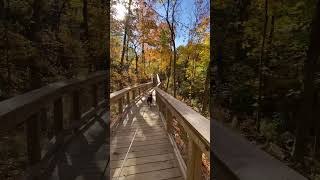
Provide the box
[215,107,320,180]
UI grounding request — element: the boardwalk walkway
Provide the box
[49,112,109,180]
[110,90,184,180]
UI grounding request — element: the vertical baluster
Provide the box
[132,89,136,100]
[92,84,98,114]
[73,90,81,132]
[26,113,41,166]
[54,97,64,144]
[166,109,172,133]
[127,91,130,105]
[118,97,123,114]
[187,140,202,180]
[160,100,164,115]
[158,98,161,114]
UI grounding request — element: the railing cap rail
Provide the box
[213,120,307,180]
[0,71,107,133]
[110,82,153,101]
[155,87,210,147]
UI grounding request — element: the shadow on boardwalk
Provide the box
[110,90,183,180]
[49,112,109,180]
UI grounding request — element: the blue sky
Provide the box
[154,0,197,47]
[114,0,200,47]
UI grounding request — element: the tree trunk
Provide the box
[120,0,132,79]
[257,0,268,131]
[142,42,145,77]
[172,32,177,97]
[166,54,172,91]
[82,0,93,72]
[202,65,210,114]
[134,48,139,75]
[3,0,11,94]
[0,0,4,19]
[83,0,89,39]
[28,0,44,90]
[294,0,320,161]
[96,0,108,71]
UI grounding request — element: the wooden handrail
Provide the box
[110,82,153,101]
[155,87,210,180]
[213,120,307,180]
[110,82,154,129]
[0,71,108,179]
[0,71,107,133]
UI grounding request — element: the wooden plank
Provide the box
[110,136,168,145]
[111,143,172,154]
[114,129,164,136]
[118,123,163,128]
[111,138,169,148]
[113,131,166,138]
[117,126,164,132]
[110,93,184,180]
[110,153,175,168]
[112,168,182,180]
[110,136,167,145]
[111,147,173,160]
[111,160,178,177]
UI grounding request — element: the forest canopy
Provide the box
[111,0,210,114]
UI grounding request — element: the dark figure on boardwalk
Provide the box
[147,93,153,106]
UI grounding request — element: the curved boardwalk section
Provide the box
[110,93,183,180]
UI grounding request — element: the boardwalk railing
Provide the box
[213,120,308,180]
[155,87,210,180]
[0,71,107,179]
[110,82,153,129]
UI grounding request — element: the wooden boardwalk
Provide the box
[49,112,109,180]
[110,92,184,180]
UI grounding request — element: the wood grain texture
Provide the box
[110,95,184,179]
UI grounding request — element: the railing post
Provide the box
[73,90,81,122]
[187,139,202,180]
[54,97,64,143]
[166,109,172,133]
[118,98,123,114]
[127,91,130,105]
[132,89,136,100]
[160,100,164,116]
[92,84,98,111]
[26,113,41,166]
